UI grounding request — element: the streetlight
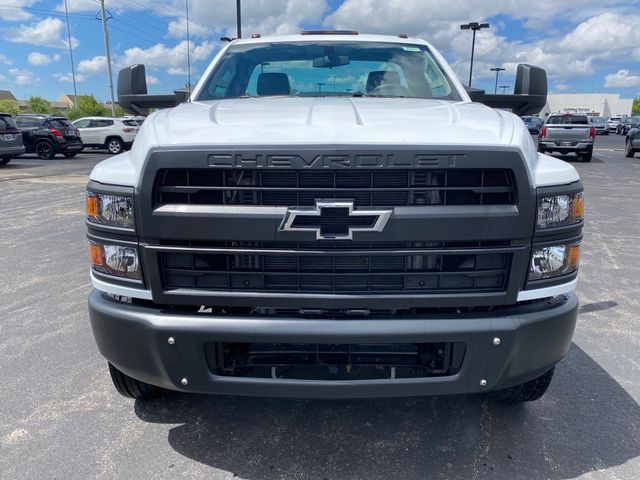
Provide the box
[460,21,490,87]
[236,0,241,38]
[500,85,510,94]
[317,82,325,93]
[490,67,505,94]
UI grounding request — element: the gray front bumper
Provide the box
[88,290,578,398]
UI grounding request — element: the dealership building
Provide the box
[538,93,634,118]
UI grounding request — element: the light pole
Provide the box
[317,82,325,93]
[185,0,191,97]
[490,67,505,94]
[460,22,490,87]
[63,0,78,110]
[99,0,116,116]
[236,0,241,38]
[500,85,509,94]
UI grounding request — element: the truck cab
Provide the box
[86,32,582,403]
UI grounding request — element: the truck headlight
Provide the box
[529,243,580,280]
[86,192,134,229]
[89,241,141,280]
[537,192,583,229]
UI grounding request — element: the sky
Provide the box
[1,0,639,102]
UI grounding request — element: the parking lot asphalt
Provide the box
[1,135,639,480]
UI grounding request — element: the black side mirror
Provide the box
[117,65,187,115]
[514,64,547,97]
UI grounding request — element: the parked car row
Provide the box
[0,112,144,164]
[523,114,639,137]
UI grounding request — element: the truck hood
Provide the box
[148,97,518,147]
[93,97,579,189]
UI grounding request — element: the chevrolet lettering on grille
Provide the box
[279,200,392,240]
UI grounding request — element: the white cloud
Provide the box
[604,70,640,89]
[5,17,79,50]
[0,54,13,65]
[53,72,87,83]
[325,0,640,85]
[27,52,61,66]
[0,74,8,82]
[77,56,107,75]
[0,0,38,21]
[146,75,161,85]
[9,68,38,86]
[117,40,216,75]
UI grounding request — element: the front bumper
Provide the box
[89,290,578,398]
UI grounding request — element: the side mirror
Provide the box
[514,64,547,97]
[117,65,188,115]
[475,64,548,116]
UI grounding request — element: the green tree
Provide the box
[66,95,109,120]
[114,105,125,117]
[27,96,52,114]
[633,97,640,116]
[0,99,20,115]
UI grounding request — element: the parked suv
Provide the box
[587,116,609,135]
[72,117,139,154]
[607,115,622,132]
[617,116,640,135]
[15,115,83,159]
[0,113,25,165]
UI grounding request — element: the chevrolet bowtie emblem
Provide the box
[279,200,393,240]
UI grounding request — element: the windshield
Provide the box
[197,41,461,101]
[589,117,605,124]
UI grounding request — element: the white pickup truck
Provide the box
[86,32,583,404]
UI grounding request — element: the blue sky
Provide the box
[1,0,639,102]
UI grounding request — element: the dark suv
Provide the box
[14,115,83,159]
[0,113,25,165]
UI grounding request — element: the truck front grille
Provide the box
[206,342,466,380]
[154,168,515,207]
[159,243,511,294]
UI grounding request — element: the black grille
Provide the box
[159,247,511,294]
[207,342,466,380]
[154,168,515,207]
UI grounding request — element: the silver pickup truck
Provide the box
[538,114,595,162]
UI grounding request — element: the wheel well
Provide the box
[104,136,124,145]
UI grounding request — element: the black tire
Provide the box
[0,156,11,165]
[537,145,545,154]
[605,131,609,135]
[108,362,163,400]
[491,367,555,403]
[63,151,78,158]
[581,150,593,162]
[626,139,636,158]
[106,137,124,155]
[35,141,55,159]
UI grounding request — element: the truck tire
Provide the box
[35,141,55,160]
[0,155,11,165]
[581,150,593,162]
[108,362,163,400]
[491,367,554,403]
[626,139,636,158]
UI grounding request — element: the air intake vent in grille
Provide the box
[160,249,511,294]
[154,168,515,207]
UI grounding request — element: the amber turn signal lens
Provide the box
[571,194,584,220]
[86,194,99,217]
[567,244,581,270]
[89,243,104,266]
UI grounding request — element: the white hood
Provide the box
[147,97,517,147]
[92,98,579,188]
